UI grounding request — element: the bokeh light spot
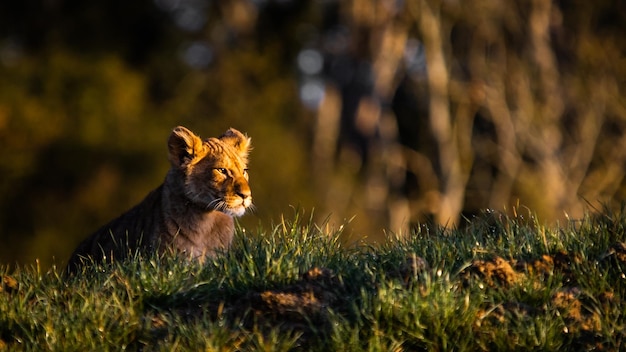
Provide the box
[182,41,213,69]
[297,49,324,76]
[299,78,326,110]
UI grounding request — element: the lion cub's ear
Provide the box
[168,126,206,167]
[219,128,251,162]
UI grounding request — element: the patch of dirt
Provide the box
[0,276,18,294]
[463,250,585,289]
[463,256,519,288]
[515,254,554,277]
[212,266,342,347]
[236,267,339,328]
[551,286,609,350]
[552,288,589,330]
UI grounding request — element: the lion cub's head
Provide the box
[167,126,252,217]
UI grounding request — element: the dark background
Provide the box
[1,0,625,268]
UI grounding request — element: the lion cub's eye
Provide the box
[215,168,228,175]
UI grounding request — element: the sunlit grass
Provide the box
[1,209,626,351]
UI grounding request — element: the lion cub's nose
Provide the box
[239,192,252,208]
[238,190,251,201]
[236,187,252,203]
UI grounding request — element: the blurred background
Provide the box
[1,0,625,268]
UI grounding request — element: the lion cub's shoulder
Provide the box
[66,126,252,274]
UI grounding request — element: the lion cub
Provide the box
[66,126,252,273]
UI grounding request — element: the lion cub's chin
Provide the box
[224,205,249,217]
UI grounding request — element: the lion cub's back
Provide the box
[66,186,164,272]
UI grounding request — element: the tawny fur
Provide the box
[66,126,252,273]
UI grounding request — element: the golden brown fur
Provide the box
[66,126,252,273]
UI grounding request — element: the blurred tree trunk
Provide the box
[410,0,474,226]
[313,0,412,233]
[312,0,626,233]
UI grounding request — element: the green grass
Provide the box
[2,209,626,351]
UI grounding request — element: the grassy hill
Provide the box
[1,209,625,351]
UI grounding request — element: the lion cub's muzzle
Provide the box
[227,180,252,217]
